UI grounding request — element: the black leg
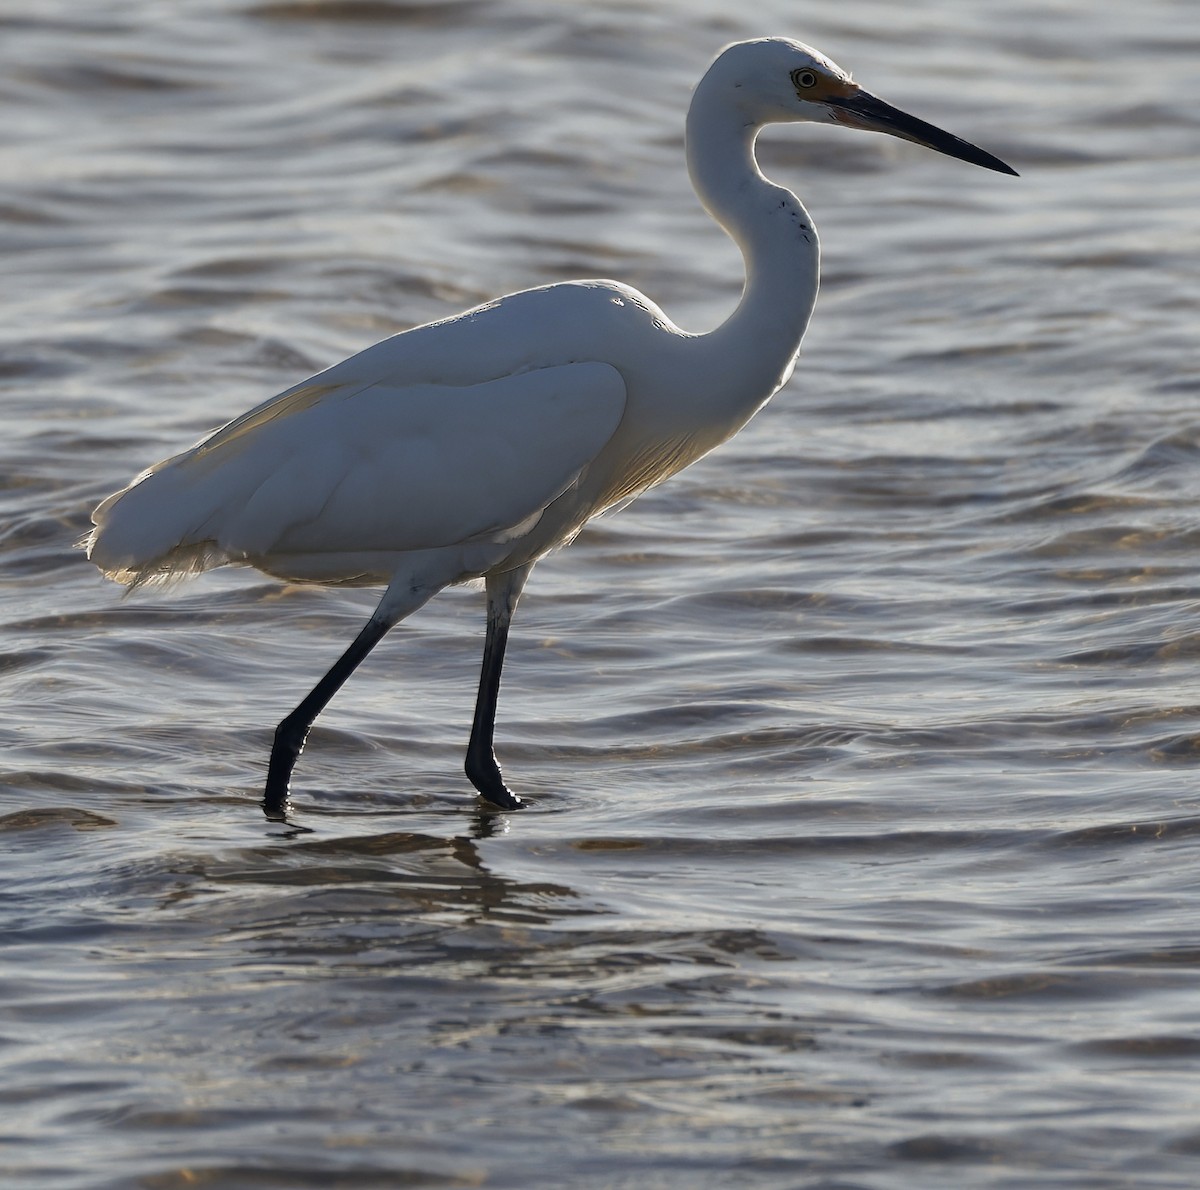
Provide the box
[262,612,393,816]
[464,566,532,810]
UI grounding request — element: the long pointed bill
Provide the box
[827,90,1018,176]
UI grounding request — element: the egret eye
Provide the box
[792,69,818,90]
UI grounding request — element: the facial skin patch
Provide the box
[791,66,860,103]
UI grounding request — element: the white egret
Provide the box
[87,38,1016,814]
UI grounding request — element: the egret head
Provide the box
[714,37,1018,176]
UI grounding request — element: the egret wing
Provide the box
[89,361,627,582]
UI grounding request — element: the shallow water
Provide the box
[4,1,1200,1186]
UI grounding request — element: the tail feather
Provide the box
[86,464,233,587]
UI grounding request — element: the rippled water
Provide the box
[4,1,1200,1186]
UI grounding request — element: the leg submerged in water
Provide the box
[262,612,394,816]
[261,574,443,817]
[465,564,533,811]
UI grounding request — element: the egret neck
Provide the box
[685,76,820,427]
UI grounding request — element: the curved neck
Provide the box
[685,83,820,405]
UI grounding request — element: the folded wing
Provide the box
[88,360,627,585]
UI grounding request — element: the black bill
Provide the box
[827,90,1018,176]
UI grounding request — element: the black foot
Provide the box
[262,716,306,817]
[262,762,292,818]
[465,751,525,811]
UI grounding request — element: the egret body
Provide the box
[87,38,1016,814]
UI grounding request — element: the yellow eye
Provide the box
[792,69,818,90]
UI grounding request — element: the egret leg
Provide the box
[465,564,533,811]
[262,611,394,815]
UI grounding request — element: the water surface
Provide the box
[3,1,1200,1186]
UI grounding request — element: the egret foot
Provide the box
[465,751,525,811]
[262,714,307,815]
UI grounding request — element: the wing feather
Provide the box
[88,361,627,584]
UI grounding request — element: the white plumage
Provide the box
[87,37,1015,814]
